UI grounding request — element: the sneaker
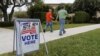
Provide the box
[63,31,66,34]
[50,30,53,33]
[59,34,62,36]
[43,29,45,33]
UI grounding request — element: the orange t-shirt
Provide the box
[46,12,52,22]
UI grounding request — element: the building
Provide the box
[44,0,75,9]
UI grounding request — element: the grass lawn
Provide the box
[1,28,100,56]
[4,23,92,30]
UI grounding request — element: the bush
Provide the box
[66,17,72,24]
[0,22,14,27]
[14,11,28,18]
[0,13,3,18]
[65,4,72,13]
[73,11,90,23]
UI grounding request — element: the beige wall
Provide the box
[96,11,100,18]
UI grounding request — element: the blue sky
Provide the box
[44,0,75,4]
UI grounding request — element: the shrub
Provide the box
[0,13,3,18]
[0,22,14,27]
[65,4,72,13]
[66,17,72,24]
[14,11,28,18]
[73,11,90,23]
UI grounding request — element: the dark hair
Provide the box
[46,8,50,12]
[61,6,64,9]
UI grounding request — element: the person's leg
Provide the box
[49,21,53,32]
[63,29,66,34]
[62,19,66,34]
[44,22,49,32]
[59,19,63,35]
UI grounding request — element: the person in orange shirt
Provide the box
[43,9,53,33]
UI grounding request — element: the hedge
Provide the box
[73,11,90,23]
[0,22,14,27]
[14,11,28,18]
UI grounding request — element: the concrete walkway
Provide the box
[0,24,100,54]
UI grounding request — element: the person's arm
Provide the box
[50,12,54,19]
[50,15,54,19]
[56,14,58,21]
[65,10,68,16]
[56,12,59,21]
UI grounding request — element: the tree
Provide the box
[73,0,100,16]
[27,1,51,23]
[0,10,3,18]
[0,0,35,22]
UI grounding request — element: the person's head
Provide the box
[60,6,65,9]
[48,8,52,12]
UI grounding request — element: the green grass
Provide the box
[52,23,92,30]
[4,23,92,30]
[1,28,100,56]
[42,23,92,31]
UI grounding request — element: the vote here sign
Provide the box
[15,19,40,55]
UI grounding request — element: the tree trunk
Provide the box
[3,9,9,22]
[9,6,15,22]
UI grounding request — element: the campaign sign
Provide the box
[15,19,40,55]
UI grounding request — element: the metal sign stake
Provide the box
[39,20,49,56]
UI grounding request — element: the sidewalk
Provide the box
[0,24,100,54]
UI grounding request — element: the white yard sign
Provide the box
[15,19,40,56]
